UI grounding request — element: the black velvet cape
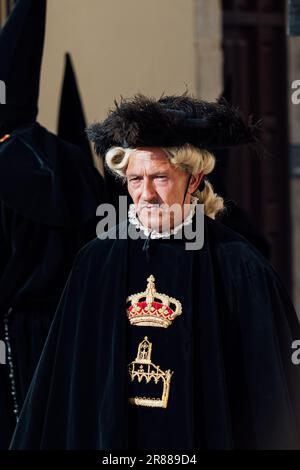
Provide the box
[10,215,300,450]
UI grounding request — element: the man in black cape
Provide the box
[10,94,300,450]
[0,0,107,447]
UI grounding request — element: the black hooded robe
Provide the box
[9,215,300,450]
[0,124,106,448]
[0,0,109,449]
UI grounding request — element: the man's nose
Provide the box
[141,177,157,201]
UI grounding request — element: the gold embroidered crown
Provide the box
[126,275,182,328]
[128,336,173,408]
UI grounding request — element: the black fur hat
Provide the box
[86,93,262,157]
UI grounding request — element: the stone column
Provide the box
[194,0,223,100]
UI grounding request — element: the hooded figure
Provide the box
[9,93,300,450]
[0,0,106,447]
[57,51,128,214]
[57,53,94,166]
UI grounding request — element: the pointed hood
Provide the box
[0,0,46,133]
[0,3,107,227]
[57,53,93,165]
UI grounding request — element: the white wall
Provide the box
[38,0,197,132]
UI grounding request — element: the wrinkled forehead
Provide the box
[126,147,173,173]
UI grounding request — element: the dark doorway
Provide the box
[221,0,291,292]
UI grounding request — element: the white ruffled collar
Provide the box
[128,195,198,239]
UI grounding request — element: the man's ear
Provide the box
[189,172,203,193]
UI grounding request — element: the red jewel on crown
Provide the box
[126,275,182,328]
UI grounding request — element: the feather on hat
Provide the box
[86,93,263,157]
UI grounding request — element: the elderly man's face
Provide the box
[126,147,202,232]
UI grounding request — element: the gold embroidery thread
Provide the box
[126,275,182,328]
[128,336,173,409]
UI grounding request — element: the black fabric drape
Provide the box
[0,122,107,449]
[10,216,300,450]
[0,201,102,448]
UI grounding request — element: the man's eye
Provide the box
[156,176,167,180]
[129,177,140,182]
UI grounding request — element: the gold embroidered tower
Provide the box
[128,336,173,408]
